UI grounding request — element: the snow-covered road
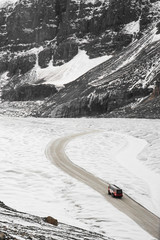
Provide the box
[45,131,160,239]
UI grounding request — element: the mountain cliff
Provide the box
[0,0,160,117]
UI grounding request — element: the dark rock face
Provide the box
[0,0,160,118]
[106,0,141,28]
[0,53,36,75]
[5,0,57,45]
[150,0,159,2]
[0,0,154,67]
[38,48,53,68]
[53,40,78,66]
[48,86,152,118]
[105,95,160,119]
[156,22,160,34]
[0,54,8,73]
[2,84,57,101]
[0,0,147,57]
[9,54,36,75]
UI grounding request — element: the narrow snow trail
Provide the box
[45,131,160,239]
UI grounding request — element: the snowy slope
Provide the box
[0,49,111,88]
[0,0,17,8]
[0,117,159,240]
[37,50,112,86]
[122,19,140,34]
[85,0,106,3]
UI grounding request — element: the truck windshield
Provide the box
[117,190,122,194]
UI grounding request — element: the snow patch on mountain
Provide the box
[72,0,106,4]
[122,19,140,35]
[152,33,160,42]
[0,0,17,8]
[36,50,112,87]
[85,0,106,3]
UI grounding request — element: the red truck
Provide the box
[108,184,123,198]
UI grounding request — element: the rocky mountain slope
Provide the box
[0,0,160,117]
[0,201,111,240]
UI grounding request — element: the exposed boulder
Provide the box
[43,216,58,226]
[0,232,5,240]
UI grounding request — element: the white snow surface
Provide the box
[36,50,111,86]
[85,0,105,3]
[152,33,160,42]
[0,117,160,240]
[72,0,106,4]
[0,0,17,8]
[122,19,140,35]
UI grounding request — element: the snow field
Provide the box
[0,117,159,240]
[0,0,17,8]
[36,50,111,86]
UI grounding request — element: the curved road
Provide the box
[45,131,160,239]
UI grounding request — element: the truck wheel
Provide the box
[108,190,111,195]
[111,193,115,198]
